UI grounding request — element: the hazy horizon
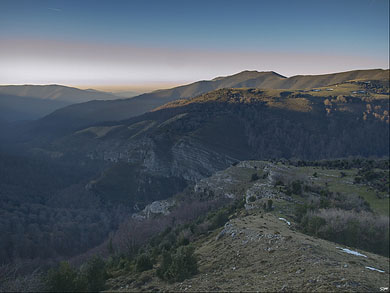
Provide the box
[1,67,389,94]
[1,0,389,92]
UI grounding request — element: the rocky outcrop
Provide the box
[132,199,176,220]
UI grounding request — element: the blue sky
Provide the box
[0,0,388,90]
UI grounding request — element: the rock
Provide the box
[216,230,225,241]
[142,199,175,218]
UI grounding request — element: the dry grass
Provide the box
[106,211,389,292]
[105,161,389,292]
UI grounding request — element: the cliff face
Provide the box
[24,69,389,136]
[106,159,389,292]
[37,87,388,208]
[83,134,236,182]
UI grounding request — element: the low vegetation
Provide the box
[45,256,108,292]
[1,152,388,291]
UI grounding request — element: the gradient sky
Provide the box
[0,0,389,91]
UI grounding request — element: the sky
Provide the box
[0,0,389,92]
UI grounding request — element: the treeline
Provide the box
[46,197,244,291]
[0,152,129,265]
[285,157,389,170]
[153,90,389,160]
[1,190,243,292]
[0,190,125,263]
[238,105,389,160]
[277,178,389,256]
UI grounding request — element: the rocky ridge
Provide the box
[106,160,389,292]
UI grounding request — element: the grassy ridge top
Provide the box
[30,69,389,136]
[154,81,389,122]
[106,159,389,292]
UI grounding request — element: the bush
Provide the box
[157,245,198,282]
[46,257,108,292]
[274,180,284,187]
[250,173,259,181]
[248,195,256,202]
[291,180,302,195]
[301,214,326,236]
[267,199,273,211]
[135,253,153,272]
[177,235,190,246]
[156,250,172,281]
[46,262,86,292]
[210,209,229,229]
[81,256,108,292]
[294,203,309,222]
[301,209,389,256]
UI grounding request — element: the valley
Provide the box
[98,160,390,292]
[0,70,389,292]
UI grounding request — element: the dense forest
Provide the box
[0,152,131,266]
[1,87,389,268]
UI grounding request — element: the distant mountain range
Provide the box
[0,84,123,122]
[15,84,386,207]
[0,84,120,103]
[33,69,389,133]
[0,94,69,122]
[0,69,388,269]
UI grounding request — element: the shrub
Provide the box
[250,173,259,181]
[267,199,273,211]
[46,257,108,292]
[294,203,308,222]
[46,262,86,292]
[301,214,326,236]
[156,250,172,281]
[157,246,198,282]
[177,235,190,246]
[248,195,256,202]
[291,180,302,195]
[301,209,389,256]
[135,253,153,272]
[81,256,108,292]
[274,178,284,187]
[210,209,229,229]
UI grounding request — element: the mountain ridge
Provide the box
[23,69,389,136]
[0,84,121,104]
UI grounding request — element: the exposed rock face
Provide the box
[134,199,176,219]
[85,135,235,182]
[32,86,388,211]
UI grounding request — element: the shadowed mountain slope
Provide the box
[0,85,123,122]
[0,84,120,104]
[33,87,389,191]
[31,69,389,134]
[105,160,389,292]
[0,94,69,121]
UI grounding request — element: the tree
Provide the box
[81,256,108,292]
[291,181,302,195]
[135,253,153,272]
[157,245,198,282]
[267,199,273,211]
[250,173,259,181]
[46,262,86,292]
